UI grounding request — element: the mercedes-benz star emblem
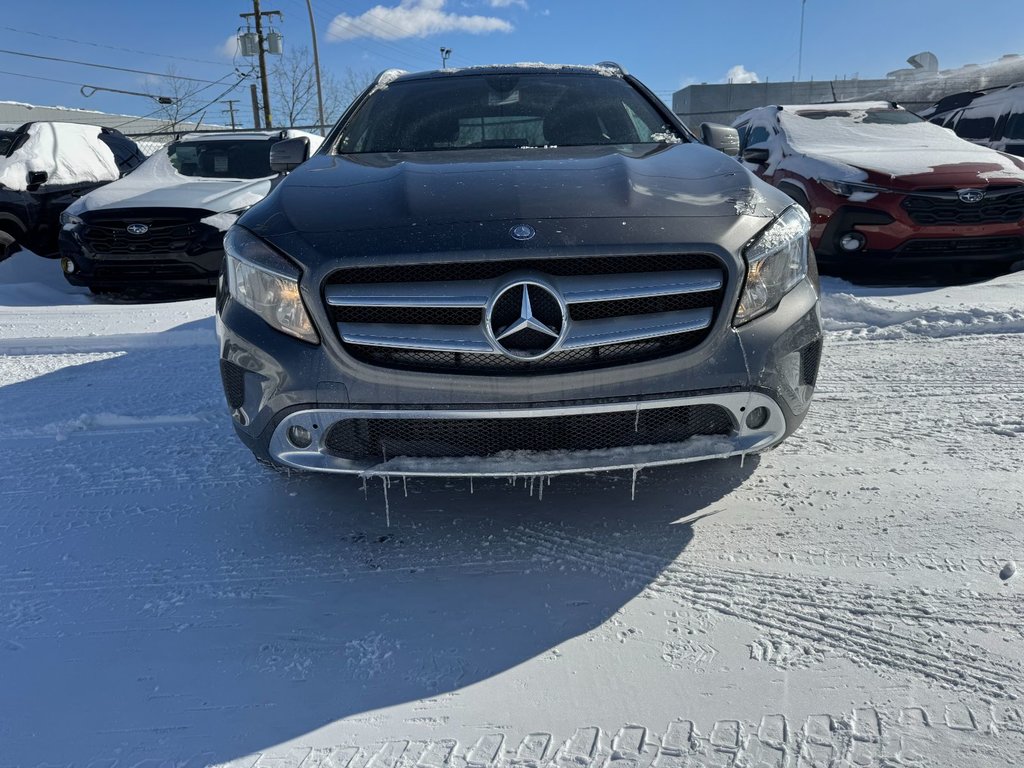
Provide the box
[957,189,985,204]
[126,223,149,235]
[485,280,568,361]
[510,224,536,241]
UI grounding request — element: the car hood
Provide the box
[245,144,785,239]
[68,174,274,217]
[799,145,1024,187]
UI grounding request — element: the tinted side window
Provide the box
[1004,112,1024,141]
[954,114,996,140]
[98,131,146,174]
[747,126,770,147]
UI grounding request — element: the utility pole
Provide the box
[250,83,262,129]
[797,0,807,81]
[221,99,239,130]
[240,0,281,128]
[304,0,327,136]
[440,47,452,69]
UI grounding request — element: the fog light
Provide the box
[839,232,866,252]
[287,425,312,449]
[61,257,76,274]
[745,406,770,429]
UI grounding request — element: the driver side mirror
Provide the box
[0,230,21,262]
[270,137,311,174]
[26,170,48,191]
[742,146,771,164]
[700,123,740,157]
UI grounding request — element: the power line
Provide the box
[0,25,225,67]
[0,47,226,84]
[113,70,253,130]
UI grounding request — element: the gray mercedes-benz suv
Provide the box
[215,63,823,477]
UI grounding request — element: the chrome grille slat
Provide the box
[325,270,723,308]
[325,282,491,308]
[561,308,713,349]
[559,270,723,303]
[339,323,499,353]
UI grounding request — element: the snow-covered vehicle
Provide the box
[217,64,823,477]
[729,102,1024,271]
[58,129,322,293]
[925,83,1024,157]
[0,121,145,257]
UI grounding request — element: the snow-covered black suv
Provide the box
[216,63,823,477]
[0,121,144,258]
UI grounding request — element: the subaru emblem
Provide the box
[957,189,985,204]
[126,223,149,235]
[510,224,536,241]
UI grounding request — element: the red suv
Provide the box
[732,101,1024,270]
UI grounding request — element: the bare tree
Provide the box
[270,47,372,129]
[153,66,208,132]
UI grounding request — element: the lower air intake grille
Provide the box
[800,339,823,387]
[324,404,735,462]
[220,360,247,409]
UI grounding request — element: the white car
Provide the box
[58,129,322,292]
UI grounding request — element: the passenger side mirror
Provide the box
[26,170,48,191]
[742,146,771,164]
[700,123,740,157]
[270,138,310,174]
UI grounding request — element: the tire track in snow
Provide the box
[513,527,1024,700]
[191,705,1024,768]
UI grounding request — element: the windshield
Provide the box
[778,106,979,153]
[166,138,277,179]
[336,73,683,153]
[794,107,924,124]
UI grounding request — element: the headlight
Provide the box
[60,211,84,227]
[734,205,810,325]
[820,179,889,197]
[224,226,319,344]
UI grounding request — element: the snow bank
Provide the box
[821,273,1024,340]
[0,249,88,305]
[0,122,119,191]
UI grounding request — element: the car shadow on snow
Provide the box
[0,319,757,765]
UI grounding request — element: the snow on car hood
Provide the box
[0,122,120,191]
[66,148,273,218]
[779,111,1024,181]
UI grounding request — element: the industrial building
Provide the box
[672,52,1024,130]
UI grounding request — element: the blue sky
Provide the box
[0,0,1020,121]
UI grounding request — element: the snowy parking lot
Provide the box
[1,254,1023,766]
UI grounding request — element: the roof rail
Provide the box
[595,61,628,75]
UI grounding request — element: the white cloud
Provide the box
[328,0,513,41]
[725,65,759,84]
[219,34,240,59]
[488,0,527,7]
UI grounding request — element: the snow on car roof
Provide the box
[0,121,119,191]
[780,101,897,113]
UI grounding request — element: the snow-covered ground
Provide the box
[1,253,1022,767]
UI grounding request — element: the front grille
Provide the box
[82,217,199,256]
[901,188,1024,225]
[324,404,735,462]
[220,360,246,409]
[898,236,1023,257]
[325,254,727,375]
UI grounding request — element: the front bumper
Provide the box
[58,226,223,289]
[266,392,787,477]
[217,271,822,477]
[811,204,1024,267]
